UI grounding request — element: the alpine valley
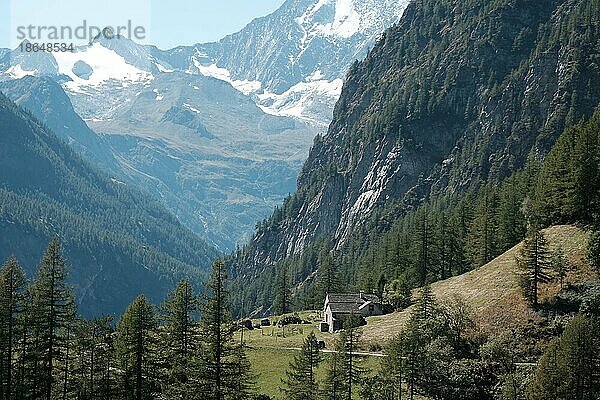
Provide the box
[0,0,409,251]
[1,0,600,398]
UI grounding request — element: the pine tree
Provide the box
[322,333,348,400]
[467,187,499,267]
[497,177,526,251]
[230,338,255,400]
[198,259,253,400]
[323,315,365,400]
[71,316,115,400]
[160,279,199,396]
[516,228,552,307]
[281,332,322,400]
[527,315,600,399]
[115,295,158,400]
[0,256,26,400]
[316,255,340,302]
[413,207,435,286]
[435,213,451,280]
[29,238,76,400]
[274,263,291,315]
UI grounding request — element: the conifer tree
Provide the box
[274,263,291,315]
[516,228,552,307]
[198,259,253,400]
[281,332,322,400]
[467,188,499,267]
[317,255,340,302]
[71,316,115,400]
[323,315,365,400]
[0,256,26,400]
[160,279,199,396]
[115,295,158,400]
[413,207,435,286]
[322,333,347,400]
[527,315,600,399]
[29,238,76,400]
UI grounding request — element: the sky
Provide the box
[0,0,286,50]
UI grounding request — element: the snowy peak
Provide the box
[55,43,153,91]
[0,38,155,93]
[296,0,371,39]
[182,0,411,124]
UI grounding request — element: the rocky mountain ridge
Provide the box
[231,0,600,280]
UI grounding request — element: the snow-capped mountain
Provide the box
[166,0,410,124]
[0,37,315,250]
[0,0,408,249]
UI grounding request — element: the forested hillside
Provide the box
[0,93,219,316]
[228,0,600,315]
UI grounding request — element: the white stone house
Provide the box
[321,292,383,333]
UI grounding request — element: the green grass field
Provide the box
[246,346,381,399]
[236,311,381,399]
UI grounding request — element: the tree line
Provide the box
[0,238,259,400]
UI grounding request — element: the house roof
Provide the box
[327,293,380,304]
[325,293,380,315]
[328,302,363,314]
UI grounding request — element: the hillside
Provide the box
[0,93,219,316]
[362,225,592,343]
[229,0,600,313]
[236,225,596,398]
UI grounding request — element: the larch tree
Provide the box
[527,315,600,400]
[274,263,291,316]
[323,315,365,400]
[413,207,435,286]
[198,259,253,400]
[160,279,199,396]
[516,227,552,307]
[29,238,76,400]
[0,256,26,400]
[115,294,158,400]
[281,332,322,400]
[317,254,341,302]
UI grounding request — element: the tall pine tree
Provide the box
[516,228,552,307]
[115,295,158,400]
[198,259,253,400]
[0,256,26,400]
[281,332,322,400]
[29,238,75,400]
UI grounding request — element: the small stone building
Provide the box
[321,292,383,333]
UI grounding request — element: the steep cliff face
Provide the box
[232,0,600,279]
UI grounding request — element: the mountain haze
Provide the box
[0,93,218,316]
[0,0,407,249]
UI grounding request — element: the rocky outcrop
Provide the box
[232,0,600,281]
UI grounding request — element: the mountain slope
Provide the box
[0,93,219,316]
[0,0,409,250]
[230,0,600,307]
[0,41,316,250]
[0,76,117,167]
[362,225,593,343]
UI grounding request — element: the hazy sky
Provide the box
[0,0,286,49]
